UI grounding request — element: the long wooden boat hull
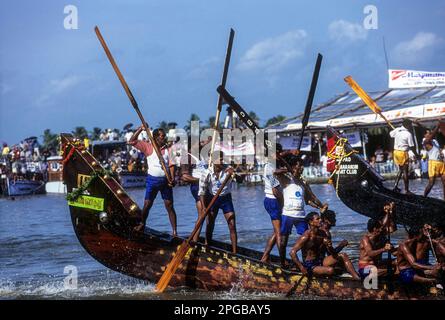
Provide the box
[61,134,443,299]
[326,127,445,228]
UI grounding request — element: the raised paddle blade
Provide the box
[298,53,323,151]
[344,76,382,114]
[156,173,233,292]
[217,86,261,133]
[344,76,395,130]
[209,28,235,166]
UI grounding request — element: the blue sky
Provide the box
[1,0,444,144]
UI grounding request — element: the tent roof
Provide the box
[267,86,445,132]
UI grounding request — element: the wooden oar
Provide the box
[297,53,323,151]
[344,76,395,130]
[94,26,173,185]
[386,221,394,293]
[156,172,233,292]
[208,29,235,167]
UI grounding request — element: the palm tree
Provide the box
[72,126,89,139]
[41,129,59,154]
[157,121,169,132]
[184,113,201,133]
[248,111,260,124]
[265,115,286,127]
[90,127,102,141]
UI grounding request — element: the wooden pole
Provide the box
[94,26,173,184]
[208,29,235,166]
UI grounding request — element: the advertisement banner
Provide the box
[279,135,312,151]
[344,131,362,148]
[389,69,445,88]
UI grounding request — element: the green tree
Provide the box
[41,129,59,154]
[248,111,260,124]
[72,126,89,139]
[265,115,286,127]
[184,113,201,133]
[157,121,169,132]
[90,127,102,141]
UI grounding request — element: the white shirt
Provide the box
[390,126,414,151]
[263,162,280,199]
[282,175,306,218]
[147,150,169,177]
[427,145,442,161]
[422,138,440,149]
[198,167,232,197]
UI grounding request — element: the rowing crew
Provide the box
[127,125,445,285]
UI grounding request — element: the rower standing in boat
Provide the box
[422,122,445,199]
[275,155,328,267]
[180,138,209,242]
[397,225,442,285]
[320,210,360,280]
[128,125,177,235]
[390,119,418,194]
[289,212,335,277]
[260,143,287,264]
[198,151,237,253]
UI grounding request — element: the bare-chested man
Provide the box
[397,225,442,284]
[320,210,360,280]
[289,212,335,277]
[358,218,394,280]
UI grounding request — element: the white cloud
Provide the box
[187,56,220,79]
[328,20,367,42]
[36,75,82,105]
[237,30,308,73]
[392,32,442,65]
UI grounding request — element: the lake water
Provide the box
[0,179,442,299]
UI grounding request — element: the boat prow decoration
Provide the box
[327,126,445,228]
[61,133,443,299]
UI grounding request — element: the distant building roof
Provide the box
[268,86,445,133]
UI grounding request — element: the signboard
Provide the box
[68,195,105,211]
[389,69,445,88]
[279,135,312,151]
[344,131,362,148]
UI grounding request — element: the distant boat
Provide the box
[5,177,45,196]
[90,139,146,188]
[326,126,445,228]
[45,156,67,194]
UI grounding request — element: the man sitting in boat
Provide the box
[180,137,209,242]
[390,119,418,194]
[423,138,445,200]
[275,155,328,268]
[198,151,237,253]
[358,218,395,280]
[289,212,335,277]
[319,210,360,280]
[397,225,442,285]
[128,125,177,236]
